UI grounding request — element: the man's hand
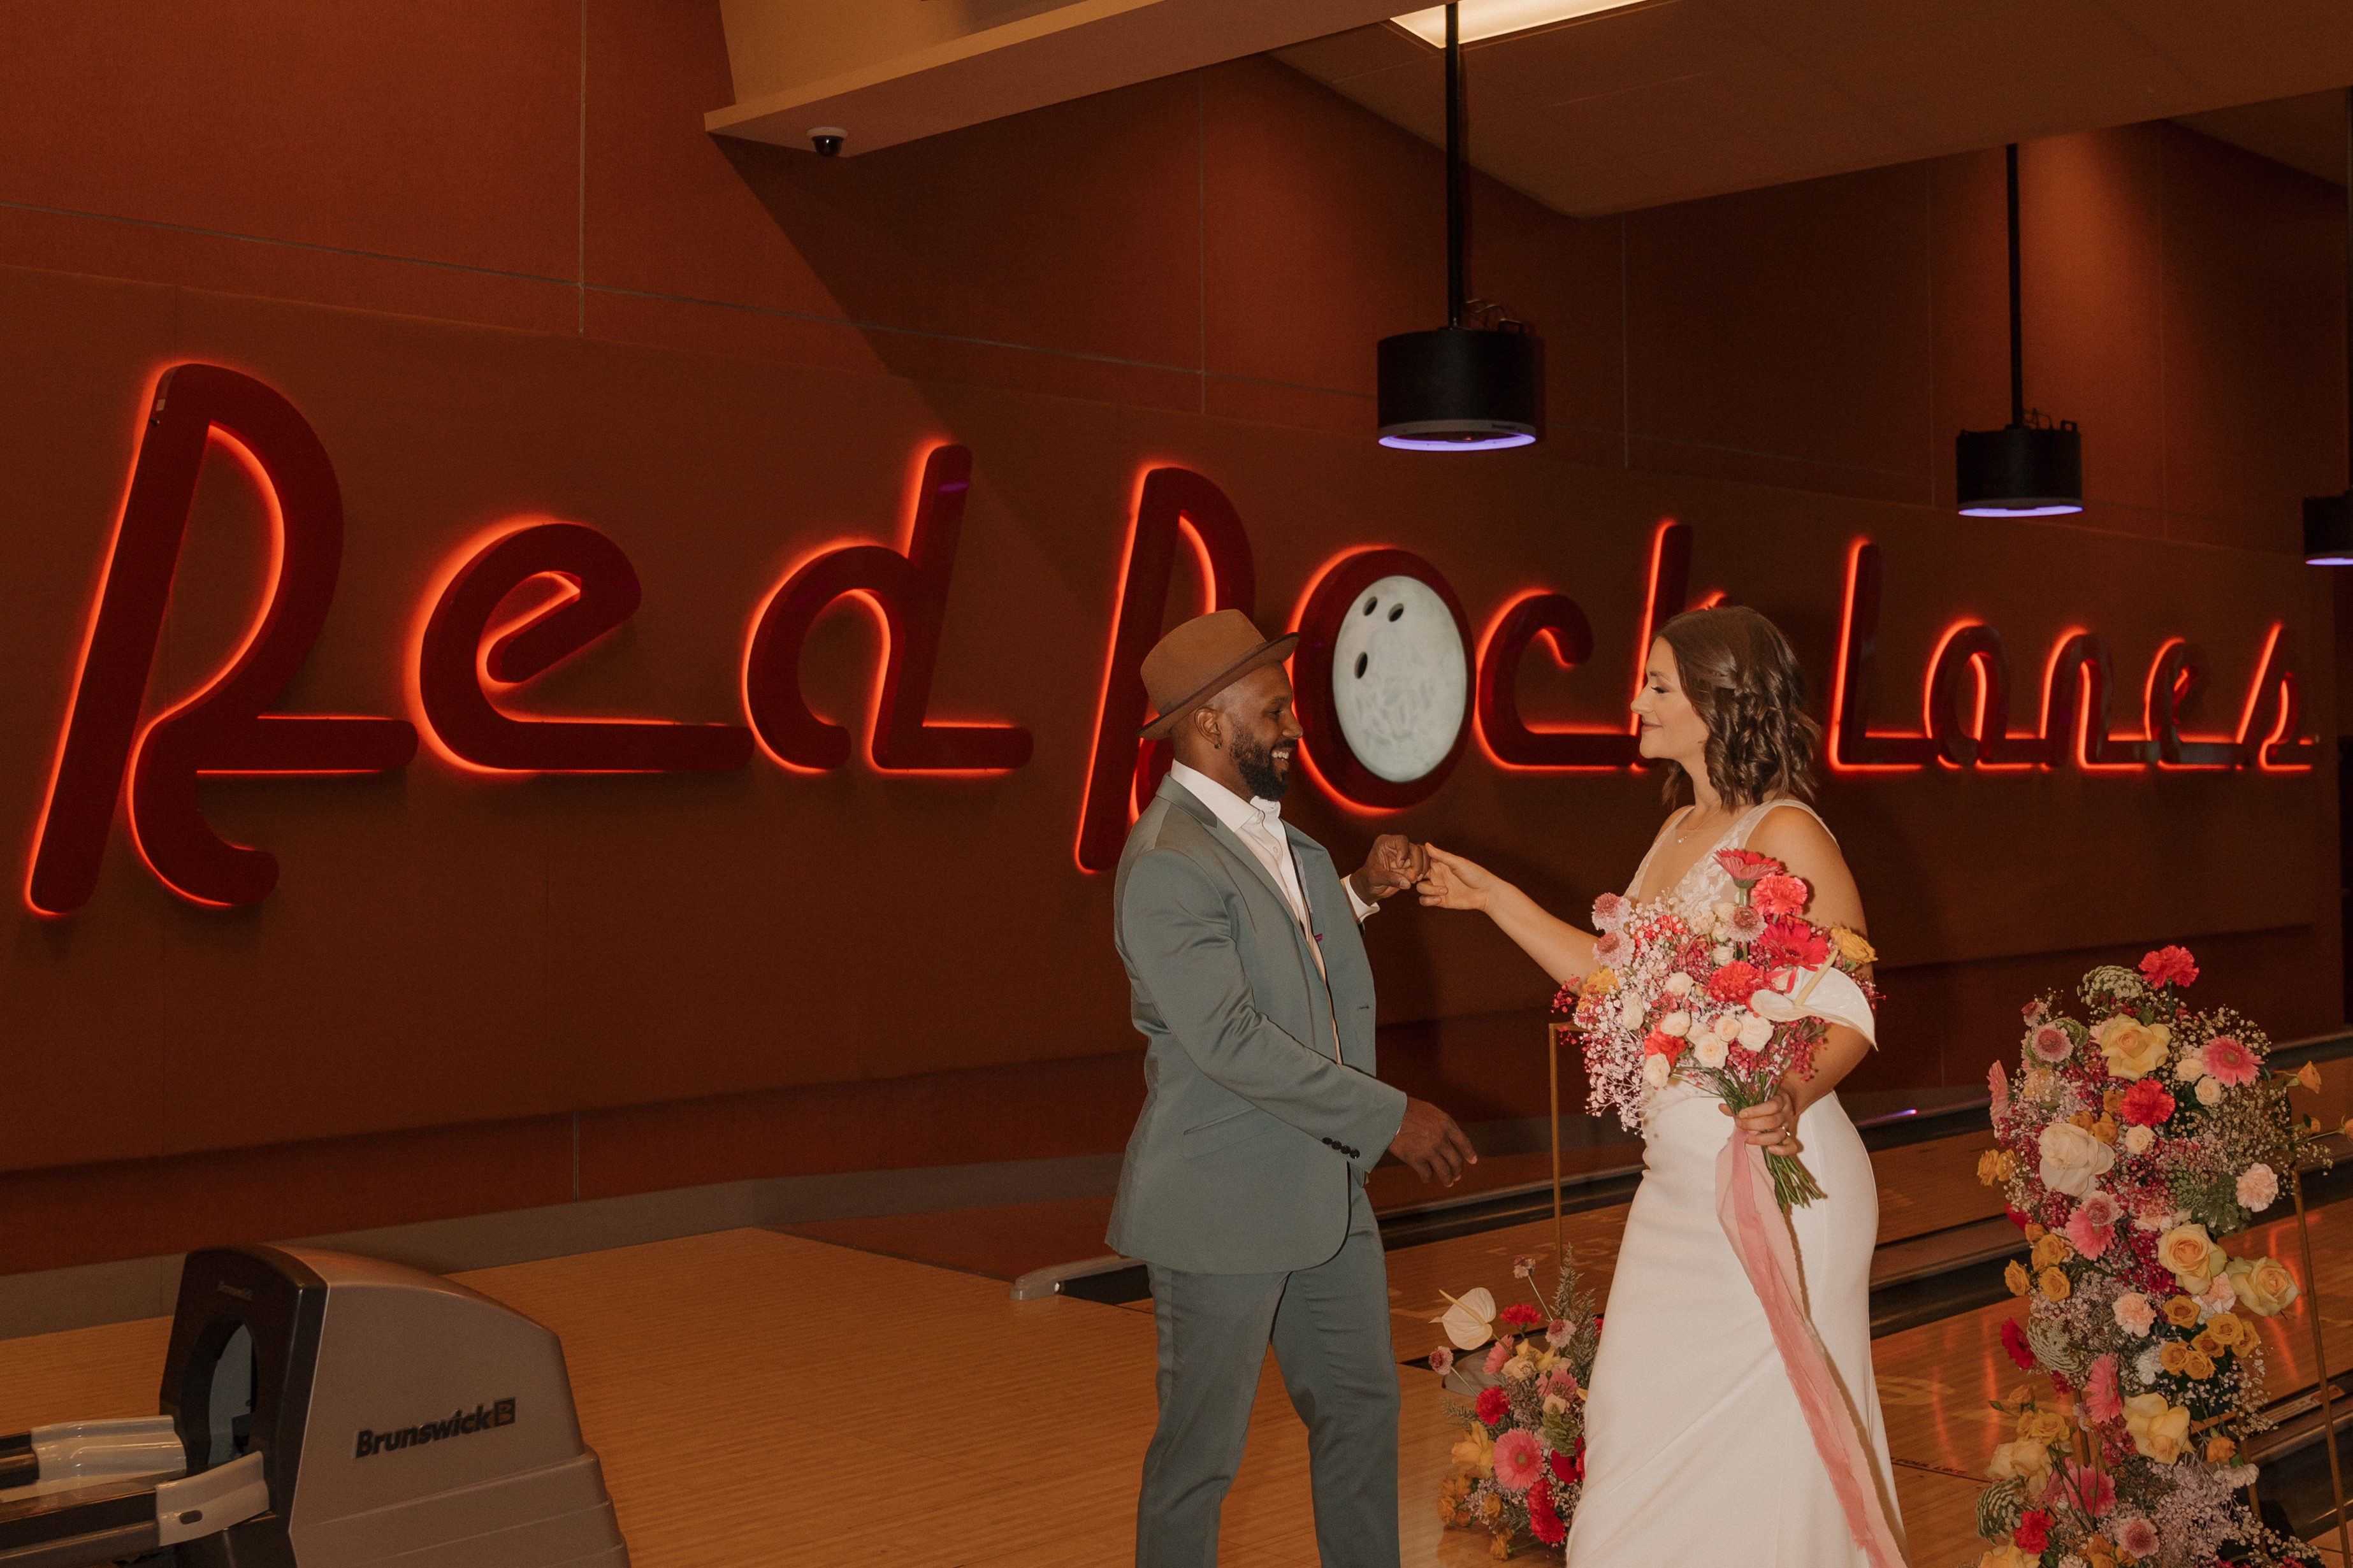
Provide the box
[1350,835,1430,903]
[1389,1097,1477,1186]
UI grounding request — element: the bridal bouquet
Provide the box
[1558,847,1879,1209]
[1429,1253,1602,1560]
[1966,947,2336,1568]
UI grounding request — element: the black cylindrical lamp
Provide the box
[1957,143,2083,517]
[2306,491,2353,565]
[1957,421,2082,517]
[1377,326,1540,450]
[1375,3,1542,454]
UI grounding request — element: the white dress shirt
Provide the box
[1168,761,1379,939]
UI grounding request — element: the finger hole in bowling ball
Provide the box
[1388,603,1405,621]
[1361,597,1379,615]
[1354,654,1368,679]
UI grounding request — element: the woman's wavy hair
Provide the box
[1653,605,1822,809]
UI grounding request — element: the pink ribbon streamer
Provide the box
[1715,1127,1908,1568]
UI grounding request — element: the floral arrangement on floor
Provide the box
[1429,1251,1602,1560]
[1967,945,2340,1568]
[1557,847,1879,1208]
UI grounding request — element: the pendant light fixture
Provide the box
[1955,143,2083,517]
[2303,87,2353,565]
[1376,3,1541,452]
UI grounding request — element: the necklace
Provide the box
[1673,806,1722,845]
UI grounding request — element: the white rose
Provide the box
[2195,1077,2223,1107]
[1713,901,1735,921]
[1693,1035,1729,1068]
[1619,996,1644,1030]
[1665,972,1694,996]
[1712,944,1734,964]
[2038,1120,2118,1198]
[1712,1014,1743,1042]
[1542,1394,1567,1416]
[1660,1011,1692,1037]
[2173,1051,2208,1082]
[1642,1053,1671,1088]
[1737,1014,1775,1050]
[2122,1124,2155,1156]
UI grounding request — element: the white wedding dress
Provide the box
[1563,798,1906,1565]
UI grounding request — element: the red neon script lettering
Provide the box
[1074,467,1254,871]
[27,364,415,913]
[743,445,1031,774]
[418,522,753,772]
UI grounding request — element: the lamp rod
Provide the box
[2007,142,2024,429]
[2343,87,2351,487]
[1445,3,1464,329]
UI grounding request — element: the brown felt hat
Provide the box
[1137,610,1301,740]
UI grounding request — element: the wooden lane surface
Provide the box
[0,1231,1406,1567]
[777,1125,2009,1292]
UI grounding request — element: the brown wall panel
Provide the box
[0,263,2331,1185]
[0,3,2345,1265]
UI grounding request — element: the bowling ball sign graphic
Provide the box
[1332,575,1468,782]
[1293,549,1473,809]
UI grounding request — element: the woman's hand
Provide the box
[1725,1090,1802,1157]
[1414,844,1498,913]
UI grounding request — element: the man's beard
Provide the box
[1231,731,1289,800]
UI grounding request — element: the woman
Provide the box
[1416,605,1904,1565]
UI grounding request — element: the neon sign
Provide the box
[24,365,2317,913]
[1831,540,2311,775]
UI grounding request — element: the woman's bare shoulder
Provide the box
[1746,801,1840,866]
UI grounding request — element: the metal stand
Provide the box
[2292,1162,2352,1564]
[1547,1023,1567,1281]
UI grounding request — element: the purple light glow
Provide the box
[1958,503,2083,518]
[1378,432,1537,452]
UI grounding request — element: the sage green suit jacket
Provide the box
[1105,776,1408,1274]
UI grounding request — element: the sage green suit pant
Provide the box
[1134,1183,1398,1568]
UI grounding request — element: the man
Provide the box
[1106,608,1477,1568]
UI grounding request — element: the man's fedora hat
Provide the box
[1138,610,1300,740]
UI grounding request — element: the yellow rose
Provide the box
[2299,1061,2324,1092]
[2040,1267,2071,1301]
[1986,1437,2053,1495]
[2005,1260,2031,1297]
[2183,1348,2214,1380]
[1487,1527,1511,1561]
[2205,1311,2248,1349]
[2191,1330,2220,1358]
[1978,1149,2015,1187]
[1581,968,1618,998]
[1832,926,1878,965]
[2096,1014,2173,1079]
[2091,1114,2118,1145]
[2024,1223,2047,1242]
[2102,1088,2125,1114]
[2156,1222,2223,1293]
[1976,1543,2033,1568]
[2018,1408,2069,1446]
[2205,1435,2237,1464]
[2031,1233,2070,1270]
[1482,1492,1504,1522]
[2157,1340,2190,1374]
[2163,1295,2201,1327]
[2123,1392,2191,1462]
[2227,1254,2300,1316]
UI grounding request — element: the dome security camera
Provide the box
[808,126,846,158]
